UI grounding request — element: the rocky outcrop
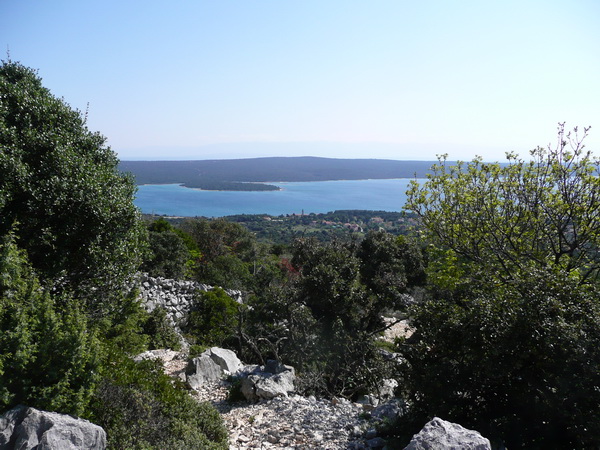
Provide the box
[0,405,106,450]
[134,273,242,327]
[404,417,491,450]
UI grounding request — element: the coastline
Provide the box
[137,177,417,192]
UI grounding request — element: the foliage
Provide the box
[0,233,100,416]
[0,60,147,314]
[142,306,182,351]
[224,210,419,244]
[406,124,600,284]
[0,62,226,449]
[358,231,425,308]
[242,235,422,397]
[142,219,191,279]
[87,350,227,449]
[185,287,240,347]
[96,292,150,356]
[399,125,600,448]
[181,218,256,289]
[178,217,287,292]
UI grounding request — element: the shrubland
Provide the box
[3,58,599,449]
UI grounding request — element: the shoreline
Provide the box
[138,177,417,192]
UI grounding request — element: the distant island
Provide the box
[119,157,437,191]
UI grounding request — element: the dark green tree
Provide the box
[0,60,146,313]
[398,125,600,448]
[243,238,398,397]
[358,231,425,308]
[142,219,190,279]
[181,218,261,289]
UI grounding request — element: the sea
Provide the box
[134,178,421,217]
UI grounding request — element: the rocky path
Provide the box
[150,316,414,450]
[154,351,370,448]
[192,381,370,449]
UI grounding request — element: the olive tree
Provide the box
[397,125,600,448]
[0,61,146,313]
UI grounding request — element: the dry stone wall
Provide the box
[133,273,243,328]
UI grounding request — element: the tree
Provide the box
[142,219,191,279]
[0,60,146,313]
[242,238,401,397]
[185,287,240,347]
[397,124,600,448]
[357,231,425,308]
[406,124,600,286]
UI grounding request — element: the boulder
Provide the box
[0,405,106,450]
[206,347,244,374]
[371,399,406,422]
[186,354,224,389]
[186,347,246,389]
[241,367,295,401]
[404,417,491,450]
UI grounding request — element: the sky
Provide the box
[1,0,599,161]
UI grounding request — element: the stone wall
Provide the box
[134,273,242,328]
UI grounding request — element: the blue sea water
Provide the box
[134,179,421,217]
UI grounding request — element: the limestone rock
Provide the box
[186,354,224,389]
[240,365,296,401]
[206,347,244,374]
[133,348,178,363]
[0,405,106,450]
[404,417,491,450]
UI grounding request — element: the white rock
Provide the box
[207,347,244,374]
[404,417,491,450]
[0,405,106,450]
[186,354,224,389]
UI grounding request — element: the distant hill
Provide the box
[119,157,437,191]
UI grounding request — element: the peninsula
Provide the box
[119,157,436,191]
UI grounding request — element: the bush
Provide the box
[0,233,100,416]
[241,238,403,398]
[399,125,600,447]
[185,288,239,347]
[87,350,228,449]
[142,307,182,351]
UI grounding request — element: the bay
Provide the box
[134,178,421,217]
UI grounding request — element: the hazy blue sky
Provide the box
[2,1,599,161]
